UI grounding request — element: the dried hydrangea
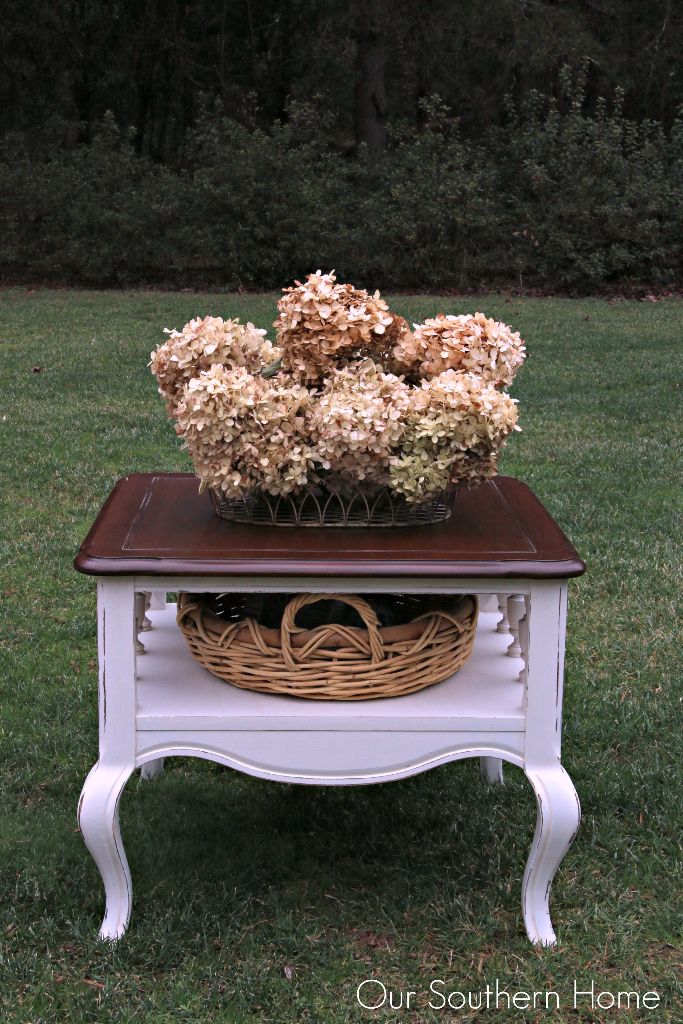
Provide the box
[389,449,500,502]
[274,270,407,382]
[174,365,314,498]
[149,278,527,507]
[393,312,526,386]
[150,315,280,412]
[388,371,519,502]
[308,359,411,486]
[419,369,520,448]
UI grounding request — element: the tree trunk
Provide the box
[354,0,387,161]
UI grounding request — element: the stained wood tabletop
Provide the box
[73,473,585,579]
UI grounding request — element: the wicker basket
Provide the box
[209,483,458,527]
[176,591,478,700]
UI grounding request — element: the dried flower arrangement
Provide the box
[150,271,526,524]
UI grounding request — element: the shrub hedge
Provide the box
[1,77,681,292]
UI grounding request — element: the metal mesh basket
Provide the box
[209,483,458,527]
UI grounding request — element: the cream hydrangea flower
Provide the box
[389,449,500,502]
[149,281,527,508]
[388,371,519,502]
[150,315,280,412]
[393,312,526,386]
[274,270,409,382]
[308,359,411,485]
[174,365,314,498]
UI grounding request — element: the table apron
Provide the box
[135,716,525,733]
[135,729,525,785]
[132,575,543,595]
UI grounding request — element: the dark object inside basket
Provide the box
[202,592,457,631]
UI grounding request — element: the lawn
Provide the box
[0,288,681,1023]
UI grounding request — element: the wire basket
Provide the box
[209,483,458,527]
[177,591,478,700]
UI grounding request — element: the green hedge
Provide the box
[1,79,681,291]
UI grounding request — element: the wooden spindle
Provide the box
[134,592,146,655]
[507,594,525,658]
[497,593,510,633]
[518,595,529,682]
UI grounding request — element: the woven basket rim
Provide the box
[179,593,476,650]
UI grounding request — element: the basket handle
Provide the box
[280,593,384,669]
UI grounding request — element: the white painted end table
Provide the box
[74,473,585,945]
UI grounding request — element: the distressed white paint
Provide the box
[78,579,136,940]
[136,732,525,781]
[79,577,579,947]
[522,763,581,946]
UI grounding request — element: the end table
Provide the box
[74,473,585,945]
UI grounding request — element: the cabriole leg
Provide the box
[479,756,504,784]
[522,763,580,946]
[78,760,135,941]
[82,577,137,939]
[140,757,165,780]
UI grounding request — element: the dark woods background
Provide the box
[2,0,682,291]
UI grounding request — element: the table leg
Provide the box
[521,581,580,946]
[78,578,137,940]
[78,761,134,940]
[522,763,580,946]
[140,757,165,780]
[479,756,504,784]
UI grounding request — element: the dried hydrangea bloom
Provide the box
[274,269,406,382]
[393,312,526,386]
[308,359,411,486]
[174,365,314,498]
[419,370,520,448]
[381,314,420,374]
[150,315,280,412]
[388,371,519,502]
[152,284,527,509]
[389,449,499,502]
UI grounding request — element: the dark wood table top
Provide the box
[74,473,585,579]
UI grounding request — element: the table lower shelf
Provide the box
[136,607,526,734]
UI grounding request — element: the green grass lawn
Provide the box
[0,288,681,1023]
